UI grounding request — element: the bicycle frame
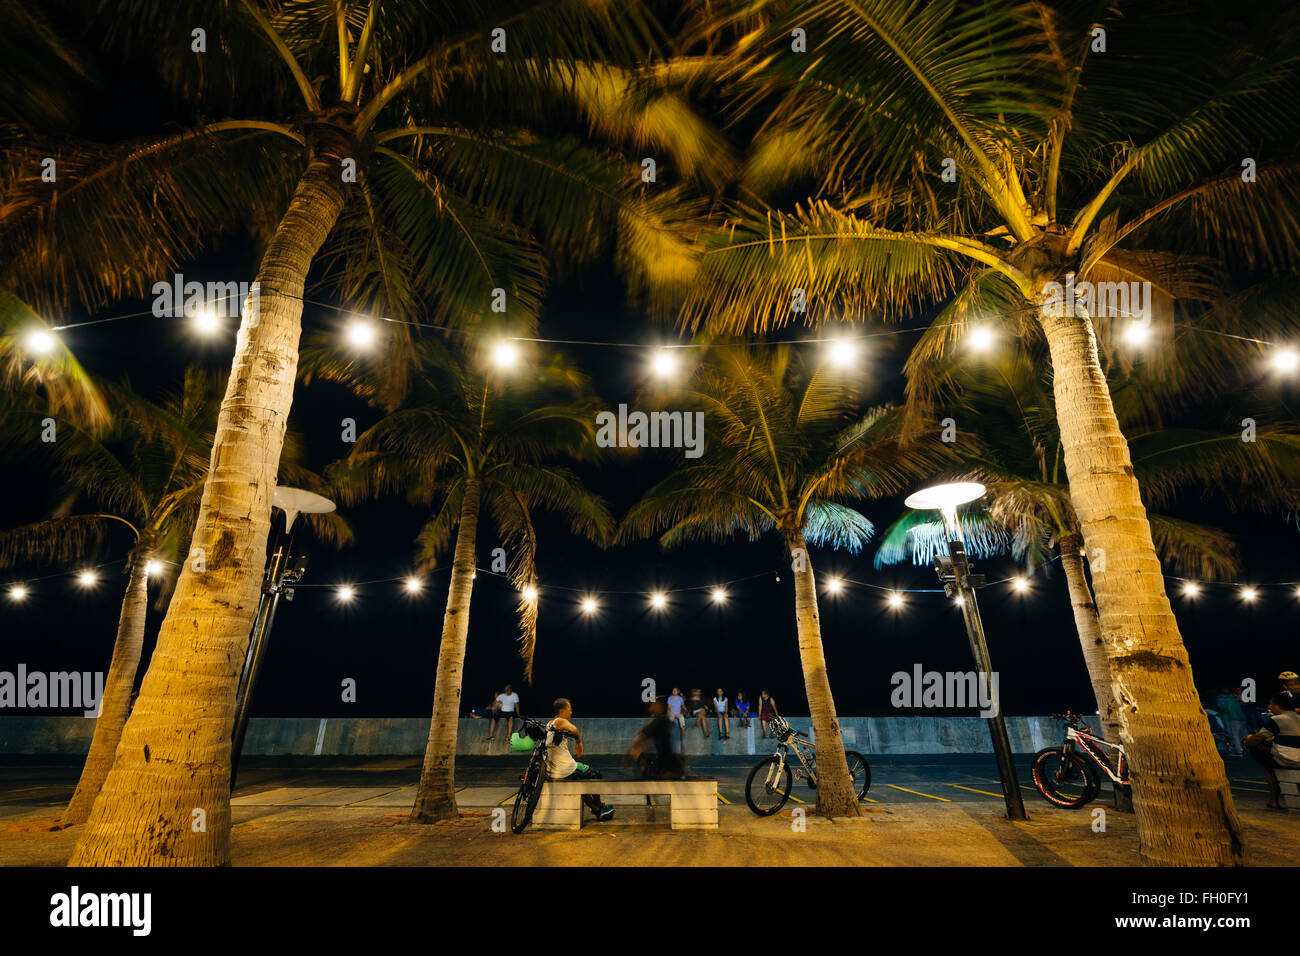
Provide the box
[767,732,818,787]
[1064,725,1128,785]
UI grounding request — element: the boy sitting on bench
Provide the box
[546,698,615,822]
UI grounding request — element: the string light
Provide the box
[650,350,678,378]
[7,584,27,602]
[649,591,667,609]
[346,319,377,349]
[1272,347,1299,374]
[1011,577,1029,592]
[887,591,904,609]
[337,585,356,603]
[1123,322,1151,346]
[711,587,728,604]
[954,594,966,607]
[192,305,221,335]
[25,329,57,355]
[580,597,598,615]
[404,577,422,593]
[825,576,843,595]
[968,327,994,351]
[826,337,858,368]
[1241,587,1258,602]
[77,570,98,588]
[522,585,538,603]
[492,341,520,370]
[144,560,162,578]
[1182,582,1200,597]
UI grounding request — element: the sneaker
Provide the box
[596,805,615,822]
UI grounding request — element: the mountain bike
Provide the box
[509,716,573,833]
[1030,711,1131,808]
[744,715,871,815]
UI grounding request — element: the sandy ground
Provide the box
[2,799,1295,867]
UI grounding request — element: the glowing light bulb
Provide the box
[580,597,598,615]
[1012,577,1029,592]
[1272,348,1299,374]
[1241,587,1258,602]
[968,327,994,351]
[144,560,162,578]
[650,591,667,609]
[1123,322,1150,346]
[337,585,356,603]
[954,594,966,607]
[492,341,520,369]
[888,591,904,609]
[404,577,422,593]
[826,338,857,368]
[346,320,376,348]
[522,585,538,602]
[193,305,221,335]
[1182,582,1200,597]
[78,570,98,587]
[8,585,27,602]
[825,576,843,594]
[651,350,677,378]
[25,329,56,355]
[711,587,728,604]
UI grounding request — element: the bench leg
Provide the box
[531,789,582,830]
[669,793,718,829]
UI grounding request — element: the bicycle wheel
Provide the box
[1031,747,1099,808]
[745,756,793,815]
[510,753,546,833]
[844,750,872,799]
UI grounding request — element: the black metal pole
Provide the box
[948,538,1028,821]
[231,520,295,789]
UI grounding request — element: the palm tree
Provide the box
[876,349,1300,765]
[619,345,950,816]
[0,1,709,866]
[307,337,613,822]
[675,0,1300,864]
[0,367,348,826]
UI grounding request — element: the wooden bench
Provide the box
[1275,767,1300,808]
[532,779,718,830]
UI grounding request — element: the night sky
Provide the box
[2,4,1298,723]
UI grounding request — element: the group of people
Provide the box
[468,684,522,742]
[664,687,782,740]
[1211,670,1300,810]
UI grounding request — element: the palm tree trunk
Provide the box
[1039,302,1240,865]
[785,529,860,818]
[411,476,482,823]
[1059,532,1133,813]
[60,549,149,826]
[69,141,351,866]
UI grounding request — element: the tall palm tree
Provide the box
[0,1,708,866]
[0,367,348,826]
[619,345,950,816]
[675,0,1300,864]
[306,337,613,822]
[876,350,1300,760]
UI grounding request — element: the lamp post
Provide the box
[903,481,1028,821]
[230,486,335,789]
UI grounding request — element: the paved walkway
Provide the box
[1,754,1293,866]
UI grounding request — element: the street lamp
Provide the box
[904,480,1028,821]
[230,485,336,789]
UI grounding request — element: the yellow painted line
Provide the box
[716,793,732,805]
[946,783,1003,798]
[886,784,951,802]
[1231,785,1269,793]
[498,794,516,806]
[786,793,806,804]
[1232,778,1268,785]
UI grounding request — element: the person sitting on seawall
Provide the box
[734,691,753,729]
[546,697,615,823]
[713,688,730,740]
[487,684,520,741]
[758,689,780,738]
[687,688,710,738]
[1244,693,1300,811]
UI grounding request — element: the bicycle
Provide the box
[509,716,574,833]
[1030,711,1131,809]
[744,715,871,815]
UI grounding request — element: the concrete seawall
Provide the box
[0,715,1079,757]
